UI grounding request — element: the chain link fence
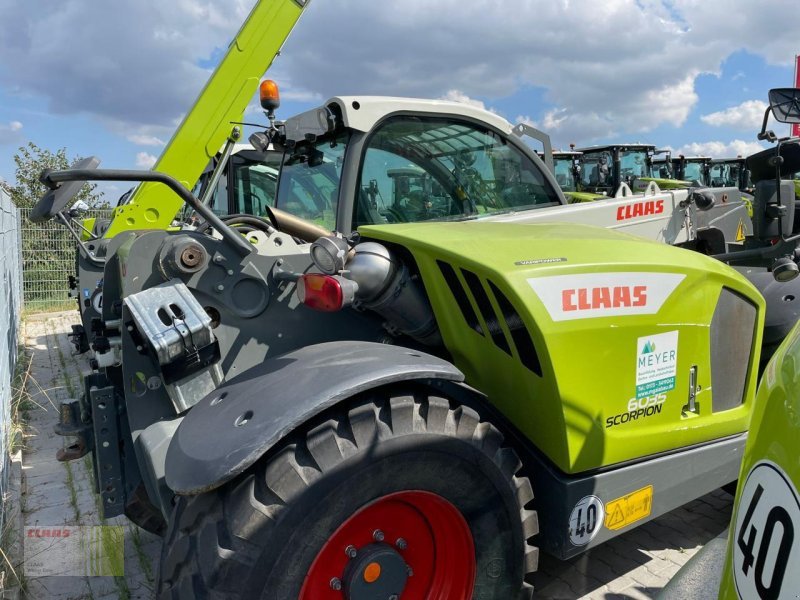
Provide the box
[0,189,22,538]
[18,208,112,313]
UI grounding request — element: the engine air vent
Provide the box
[488,281,543,376]
[437,260,483,335]
[461,269,511,355]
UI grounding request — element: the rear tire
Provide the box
[157,386,538,599]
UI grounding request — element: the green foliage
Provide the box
[1,142,112,310]
[0,141,106,209]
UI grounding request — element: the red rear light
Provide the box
[298,274,344,312]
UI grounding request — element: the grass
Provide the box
[8,349,36,456]
[0,348,37,595]
[63,461,82,522]
[22,300,76,317]
[130,526,154,584]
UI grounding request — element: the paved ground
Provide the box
[18,311,734,599]
[20,312,158,599]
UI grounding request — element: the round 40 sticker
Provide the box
[733,461,800,600]
[569,495,604,546]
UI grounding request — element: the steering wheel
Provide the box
[30,157,101,223]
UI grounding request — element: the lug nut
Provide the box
[396,538,407,550]
[215,284,225,292]
[329,577,342,591]
[345,545,357,559]
[373,529,385,542]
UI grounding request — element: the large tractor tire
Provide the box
[157,387,538,599]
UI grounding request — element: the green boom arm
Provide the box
[104,0,309,237]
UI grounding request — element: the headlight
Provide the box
[310,235,349,274]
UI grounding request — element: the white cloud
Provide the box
[128,134,166,147]
[0,120,23,144]
[674,140,766,158]
[701,100,768,130]
[0,0,798,151]
[439,90,496,113]
[135,152,157,169]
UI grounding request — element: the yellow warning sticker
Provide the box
[604,485,653,531]
[736,218,746,242]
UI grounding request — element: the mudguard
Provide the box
[165,341,464,494]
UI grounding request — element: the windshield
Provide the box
[553,158,577,192]
[682,161,706,184]
[580,150,613,190]
[708,163,736,187]
[354,117,560,226]
[619,150,651,179]
[652,161,672,179]
[230,151,281,216]
[275,132,347,230]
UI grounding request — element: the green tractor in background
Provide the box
[709,157,753,192]
[537,149,584,200]
[32,86,800,599]
[673,155,713,186]
[577,144,696,198]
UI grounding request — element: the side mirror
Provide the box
[30,156,101,222]
[768,88,800,124]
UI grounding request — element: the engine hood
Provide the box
[359,221,764,474]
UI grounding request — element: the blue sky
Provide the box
[0,0,797,202]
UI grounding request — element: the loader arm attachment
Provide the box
[104,0,310,237]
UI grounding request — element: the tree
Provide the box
[0,142,105,209]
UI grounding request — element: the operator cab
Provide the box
[576,144,655,193]
[672,156,712,186]
[708,157,752,191]
[269,97,564,233]
[538,150,582,193]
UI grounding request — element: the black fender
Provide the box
[164,341,464,495]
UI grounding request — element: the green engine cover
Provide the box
[360,221,764,474]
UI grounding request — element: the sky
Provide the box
[0,0,798,202]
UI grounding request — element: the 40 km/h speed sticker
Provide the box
[733,461,800,600]
[569,495,604,546]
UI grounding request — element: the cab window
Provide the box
[230,151,282,217]
[354,117,559,226]
[275,132,347,230]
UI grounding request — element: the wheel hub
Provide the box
[299,490,475,600]
[342,543,408,599]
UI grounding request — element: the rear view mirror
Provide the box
[30,156,100,222]
[768,88,800,124]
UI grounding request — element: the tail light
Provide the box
[297,274,357,312]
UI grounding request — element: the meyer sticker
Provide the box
[636,331,678,399]
[527,272,685,322]
[733,461,800,599]
[568,495,604,546]
[605,485,653,531]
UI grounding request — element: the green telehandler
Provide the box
[31,85,800,598]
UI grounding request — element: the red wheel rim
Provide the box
[299,490,475,600]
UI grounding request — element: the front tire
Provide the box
[157,386,538,599]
